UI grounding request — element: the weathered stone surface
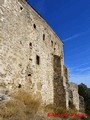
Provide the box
[53,55,66,108]
[0,94,10,101]
[69,82,80,110]
[0,0,63,107]
[0,0,4,6]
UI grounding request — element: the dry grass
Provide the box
[0,89,41,120]
[44,103,77,114]
[11,89,41,116]
[0,89,79,120]
[44,103,78,120]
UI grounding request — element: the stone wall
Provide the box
[69,82,79,110]
[0,0,68,107]
[53,55,66,108]
[63,66,68,81]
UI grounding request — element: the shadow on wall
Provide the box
[53,55,66,108]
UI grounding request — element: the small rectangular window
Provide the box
[51,41,53,47]
[33,24,36,29]
[43,34,45,40]
[36,55,40,65]
[29,42,32,47]
[20,6,23,10]
[28,73,31,76]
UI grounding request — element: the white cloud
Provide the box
[68,65,90,88]
[76,67,90,72]
[63,34,80,42]
[69,73,90,88]
[63,31,90,42]
[69,61,90,69]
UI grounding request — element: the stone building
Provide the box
[68,82,80,110]
[0,0,84,111]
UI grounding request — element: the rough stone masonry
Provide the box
[0,0,84,111]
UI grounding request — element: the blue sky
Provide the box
[27,0,90,87]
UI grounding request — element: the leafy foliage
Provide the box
[78,83,90,116]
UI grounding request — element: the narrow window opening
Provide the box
[43,34,45,40]
[33,24,36,29]
[28,73,31,77]
[36,55,40,65]
[20,6,23,10]
[29,58,32,61]
[29,42,32,47]
[51,41,53,47]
